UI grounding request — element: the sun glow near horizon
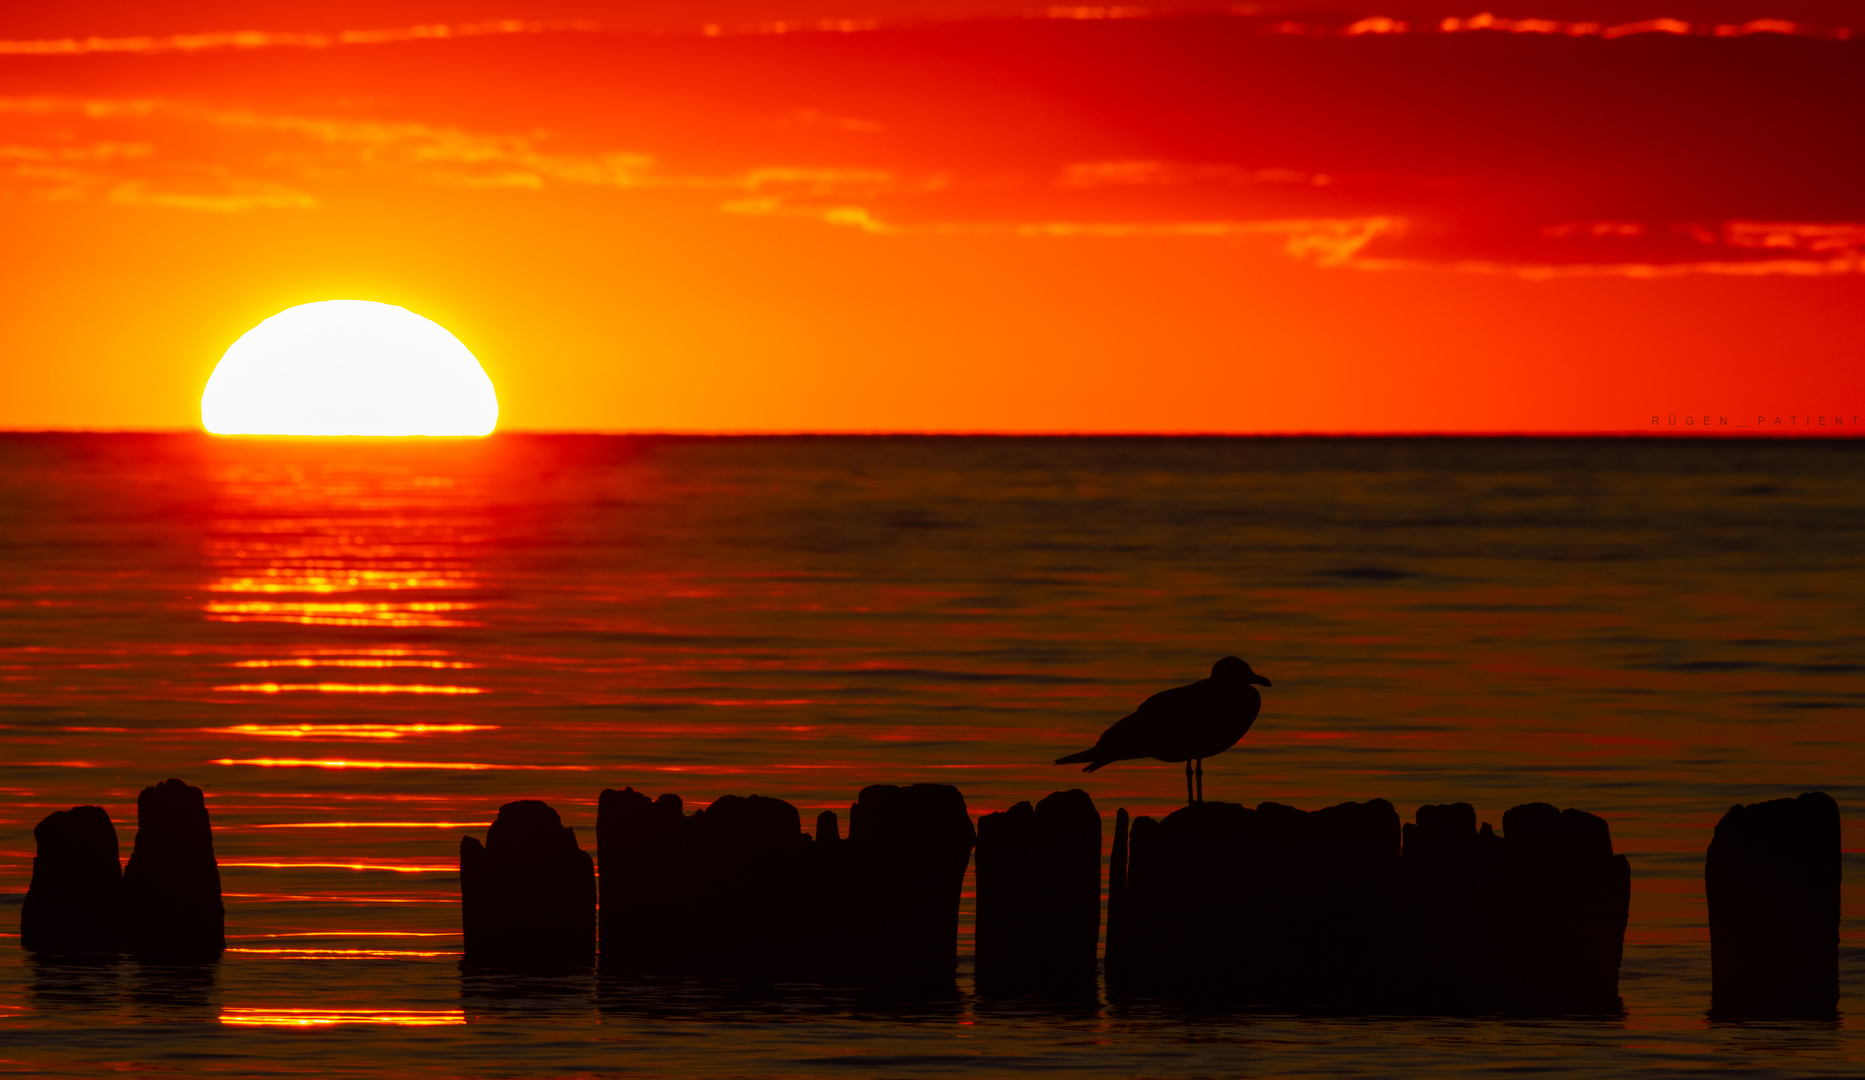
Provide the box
[201,300,498,436]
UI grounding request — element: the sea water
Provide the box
[0,433,1860,1077]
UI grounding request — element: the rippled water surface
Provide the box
[1,433,1861,1077]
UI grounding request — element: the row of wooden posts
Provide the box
[18,779,1841,1016]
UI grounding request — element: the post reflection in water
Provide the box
[128,962,220,1016]
[25,956,122,1010]
[27,958,220,1017]
[0,434,1861,1078]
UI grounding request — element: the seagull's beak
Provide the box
[1250,674,1272,687]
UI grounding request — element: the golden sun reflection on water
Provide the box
[230,658,480,668]
[251,821,490,829]
[220,861,458,872]
[211,683,487,694]
[219,1008,467,1027]
[225,948,461,958]
[207,569,477,593]
[249,932,460,938]
[203,601,480,628]
[203,723,498,738]
[212,757,592,771]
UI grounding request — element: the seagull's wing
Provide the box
[1123,680,1210,736]
[1054,706,1150,765]
[1054,679,1209,766]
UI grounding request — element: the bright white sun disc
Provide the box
[202,300,498,436]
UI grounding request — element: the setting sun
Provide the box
[200,300,497,436]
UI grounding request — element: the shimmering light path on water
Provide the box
[0,433,1861,1077]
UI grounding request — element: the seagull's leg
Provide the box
[1195,759,1204,803]
[1184,760,1194,806]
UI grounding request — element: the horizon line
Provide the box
[0,428,1859,440]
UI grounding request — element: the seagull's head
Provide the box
[1212,656,1271,687]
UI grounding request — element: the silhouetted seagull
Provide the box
[1054,657,1271,804]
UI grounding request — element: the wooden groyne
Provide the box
[1108,798,1406,1006]
[22,778,224,961]
[1401,800,1630,1010]
[16,777,1842,1016]
[594,783,973,982]
[596,788,816,976]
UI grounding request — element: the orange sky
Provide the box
[1,2,1861,433]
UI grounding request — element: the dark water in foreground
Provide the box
[0,433,1861,1077]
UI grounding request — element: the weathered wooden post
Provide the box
[21,805,123,954]
[681,793,813,974]
[122,779,224,960]
[1491,802,1631,1010]
[597,789,815,975]
[1104,807,1130,977]
[1118,801,1253,995]
[596,787,690,973]
[975,789,1101,990]
[1399,801,1497,1005]
[1706,792,1840,1017]
[1400,800,1630,1011]
[461,800,595,971]
[842,783,975,983]
[1249,798,1400,1005]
